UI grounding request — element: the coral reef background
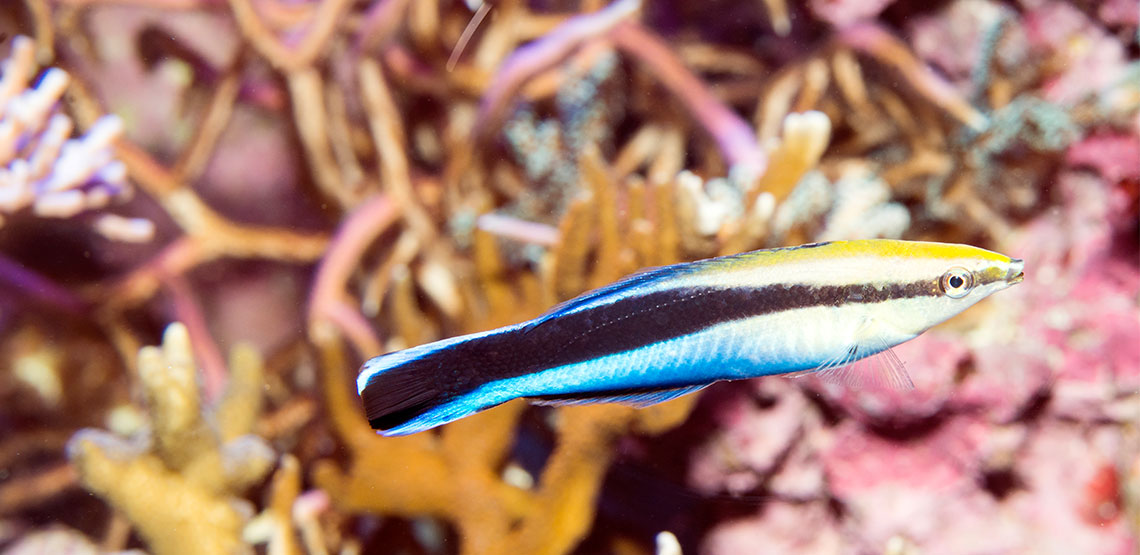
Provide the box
[0,0,1137,553]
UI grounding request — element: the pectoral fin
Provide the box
[786,318,914,391]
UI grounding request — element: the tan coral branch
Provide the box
[476,0,642,132]
[838,23,987,132]
[227,0,353,72]
[612,21,768,176]
[286,69,351,207]
[0,463,77,515]
[173,66,242,182]
[113,142,329,263]
[68,323,274,555]
[358,59,438,244]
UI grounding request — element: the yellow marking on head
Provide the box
[815,240,1009,262]
[711,240,1010,271]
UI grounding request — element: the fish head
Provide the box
[865,241,1025,337]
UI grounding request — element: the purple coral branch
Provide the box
[476,0,643,132]
[163,275,228,402]
[324,301,384,358]
[477,213,560,247]
[52,0,224,7]
[353,0,412,54]
[0,253,88,315]
[611,22,768,176]
[308,194,398,357]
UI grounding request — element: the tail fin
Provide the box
[356,331,515,435]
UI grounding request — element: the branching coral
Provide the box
[244,454,331,555]
[67,323,274,555]
[308,152,701,554]
[0,35,150,242]
[0,0,1136,552]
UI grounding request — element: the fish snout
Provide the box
[1006,258,1025,284]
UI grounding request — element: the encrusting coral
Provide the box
[67,323,274,555]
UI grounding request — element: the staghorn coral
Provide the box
[67,323,274,555]
[244,454,332,555]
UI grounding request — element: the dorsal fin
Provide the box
[524,263,685,334]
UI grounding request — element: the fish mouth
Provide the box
[1006,258,1025,284]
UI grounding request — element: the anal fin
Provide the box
[531,384,709,408]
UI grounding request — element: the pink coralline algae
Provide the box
[806,333,969,426]
[821,416,1023,553]
[1009,424,1136,554]
[808,0,897,29]
[1098,0,1140,27]
[909,0,1029,89]
[823,416,989,496]
[1004,171,1140,420]
[950,342,1052,423]
[1066,133,1140,185]
[1023,2,1133,106]
[690,166,1138,553]
[702,500,842,555]
[688,378,808,495]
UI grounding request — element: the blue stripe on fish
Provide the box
[360,282,938,433]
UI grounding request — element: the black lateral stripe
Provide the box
[399,279,939,401]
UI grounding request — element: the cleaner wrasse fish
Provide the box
[358,239,1024,435]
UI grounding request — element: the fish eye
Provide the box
[940,267,974,298]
